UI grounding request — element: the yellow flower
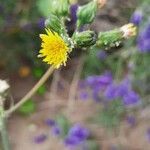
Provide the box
[38,29,69,68]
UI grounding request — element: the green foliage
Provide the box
[37,85,46,95]
[85,140,100,150]
[97,29,123,50]
[77,0,97,28]
[82,48,103,77]
[95,100,125,128]
[36,0,52,17]
[33,68,44,78]
[56,115,71,138]
[18,99,36,115]
[130,51,150,95]
[82,46,123,78]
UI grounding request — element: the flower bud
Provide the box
[45,14,62,34]
[0,80,9,94]
[51,0,70,17]
[74,30,97,47]
[96,29,123,49]
[120,23,137,39]
[77,1,98,28]
[96,24,137,49]
[130,10,143,26]
[0,79,9,102]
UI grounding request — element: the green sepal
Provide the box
[96,29,123,49]
[77,1,97,28]
[74,30,97,47]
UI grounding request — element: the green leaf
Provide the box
[33,68,44,78]
[85,140,100,150]
[56,115,70,138]
[36,0,52,17]
[18,99,36,115]
[37,85,46,95]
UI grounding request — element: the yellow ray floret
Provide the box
[38,29,69,68]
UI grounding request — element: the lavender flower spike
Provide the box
[130,10,143,26]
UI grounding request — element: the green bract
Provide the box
[96,29,123,49]
[51,0,70,17]
[45,14,62,34]
[74,31,97,47]
[77,1,98,28]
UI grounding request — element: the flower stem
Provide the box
[0,106,10,150]
[5,66,54,117]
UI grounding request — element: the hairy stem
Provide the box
[0,106,10,150]
[5,66,54,117]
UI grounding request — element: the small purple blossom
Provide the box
[65,124,89,146]
[137,24,150,53]
[123,91,140,106]
[80,91,88,100]
[104,83,118,100]
[34,134,47,144]
[97,51,107,60]
[92,90,101,102]
[51,125,61,136]
[45,119,56,127]
[126,115,136,127]
[37,18,45,29]
[130,10,143,26]
[70,4,78,23]
[116,79,131,97]
[85,72,112,88]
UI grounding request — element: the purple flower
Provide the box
[80,91,88,100]
[97,51,107,60]
[34,134,47,144]
[51,125,61,136]
[116,79,131,97]
[97,72,112,85]
[45,119,56,127]
[65,124,89,146]
[137,24,150,53]
[86,73,112,88]
[37,18,45,29]
[104,83,118,100]
[70,4,78,23]
[92,90,101,102]
[130,10,143,26]
[126,115,136,127]
[123,91,140,106]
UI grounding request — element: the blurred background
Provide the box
[0,0,150,149]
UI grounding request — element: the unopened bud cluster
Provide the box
[43,0,137,51]
[96,23,137,49]
[120,23,137,39]
[74,31,97,47]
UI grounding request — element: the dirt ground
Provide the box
[7,72,150,150]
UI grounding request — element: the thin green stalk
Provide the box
[5,66,54,117]
[0,107,10,150]
[115,58,123,81]
[0,118,10,150]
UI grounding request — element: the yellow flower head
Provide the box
[38,29,69,68]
